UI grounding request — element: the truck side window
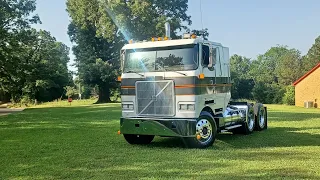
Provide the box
[208,48,217,71]
[202,45,209,66]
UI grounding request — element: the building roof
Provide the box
[293,63,320,86]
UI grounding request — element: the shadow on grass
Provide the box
[147,137,187,148]
[216,127,320,148]
[58,164,319,180]
[2,104,320,179]
[2,104,320,149]
[211,167,319,179]
[56,149,319,179]
[147,126,320,149]
[148,110,320,149]
[0,104,121,131]
[269,111,320,121]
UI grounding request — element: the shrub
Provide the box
[252,82,285,104]
[283,86,295,105]
[64,86,77,98]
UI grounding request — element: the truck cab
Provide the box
[119,33,267,148]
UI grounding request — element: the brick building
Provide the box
[293,63,320,108]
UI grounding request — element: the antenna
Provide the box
[199,0,204,38]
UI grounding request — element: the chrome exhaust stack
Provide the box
[165,22,170,39]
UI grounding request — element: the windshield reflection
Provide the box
[124,44,199,73]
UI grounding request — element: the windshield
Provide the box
[123,44,199,73]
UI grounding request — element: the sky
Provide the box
[33,0,320,72]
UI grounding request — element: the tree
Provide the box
[0,0,71,103]
[302,36,320,72]
[249,46,290,85]
[26,30,71,102]
[276,49,303,85]
[230,55,254,99]
[246,45,304,104]
[67,22,121,103]
[64,86,77,98]
[283,85,295,105]
[191,28,209,40]
[0,0,40,102]
[67,0,197,103]
[2,28,71,102]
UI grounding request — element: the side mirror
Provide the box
[208,48,217,68]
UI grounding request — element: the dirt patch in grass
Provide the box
[0,108,24,116]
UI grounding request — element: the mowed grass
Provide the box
[0,103,320,180]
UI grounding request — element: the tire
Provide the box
[123,134,154,145]
[232,104,255,135]
[254,104,268,131]
[184,113,217,148]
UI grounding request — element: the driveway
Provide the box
[0,108,24,116]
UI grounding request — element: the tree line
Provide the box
[67,0,319,104]
[66,0,208,103]
[231,39,320,104]
[0,0,72,104]
[1,0,319,105]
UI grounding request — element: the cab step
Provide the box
[221,124,243,133]
[225,124,242,130]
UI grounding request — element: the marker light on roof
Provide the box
[183,33,191,39]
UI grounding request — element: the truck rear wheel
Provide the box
[255,104,268,131]
[123,134,154,144]
[185,113,217,148]
[232,104,255,135]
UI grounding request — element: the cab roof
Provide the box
[121,38,223,50]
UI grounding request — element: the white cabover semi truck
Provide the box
[118,23,267,148]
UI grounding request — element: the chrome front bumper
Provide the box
[120,117,197,137]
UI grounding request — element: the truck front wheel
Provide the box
[185,114,217,148]
[123,134,154,144]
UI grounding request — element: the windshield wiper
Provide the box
[172,71,187,76]
[161,67,187,76]
[125,71,145,77]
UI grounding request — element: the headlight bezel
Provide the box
[178,102,195,111]
[122,102,134,111]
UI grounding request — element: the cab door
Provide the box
[201,44,224,115]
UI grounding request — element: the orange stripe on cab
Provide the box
[121,84,232,89]
[175,84,232,88]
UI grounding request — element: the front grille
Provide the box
[136,80,175,116]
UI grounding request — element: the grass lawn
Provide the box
[0,103,320,179]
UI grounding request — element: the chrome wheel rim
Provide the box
[248,110,254,131]
[196,119,212,143]
[259,109,266,128]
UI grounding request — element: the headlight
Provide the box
[122,102,134,110]
[179,103,195,111]
[187,104,195,111]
